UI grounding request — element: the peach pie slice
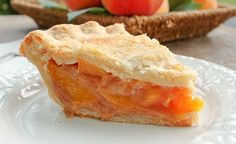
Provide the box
[20,21,204,127]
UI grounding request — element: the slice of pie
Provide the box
[20,21,204,127]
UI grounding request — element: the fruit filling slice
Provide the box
[48,59,204,116]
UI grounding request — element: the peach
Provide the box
[66,0,102,11]
[102,0,164,16]
[155,0,169,14]
[194,0,217,10]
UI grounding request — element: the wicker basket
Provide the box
[11,0,236,42]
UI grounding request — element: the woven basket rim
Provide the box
[11,0,236,18]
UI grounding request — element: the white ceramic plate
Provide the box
[0,47,236,144]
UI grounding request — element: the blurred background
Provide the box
[1,0,236,15]
[0,0,17,14]
[0,0,236,70]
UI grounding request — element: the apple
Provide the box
[102,0,165,16]
[66,0,102,11]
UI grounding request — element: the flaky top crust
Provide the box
[20,21,197,88]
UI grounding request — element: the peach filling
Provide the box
[48,59,204,115]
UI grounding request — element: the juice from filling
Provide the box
[48,59,204,116]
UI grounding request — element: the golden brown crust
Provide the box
[20,21,197,88]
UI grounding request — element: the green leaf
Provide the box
[0,0,18,14]
[169,0,202,11]
[88,7,107,14]
[169,0,183,10]
[67,7,108,22]
[38,0,68,10]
